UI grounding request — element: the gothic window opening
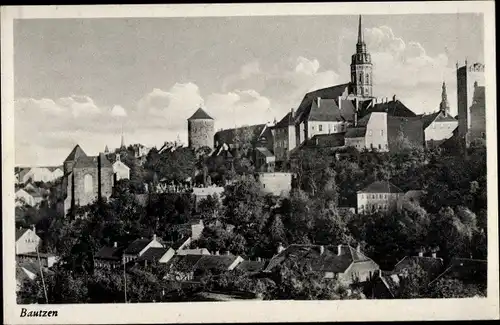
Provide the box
[84,174,93,193]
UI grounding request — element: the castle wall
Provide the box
[257,172,293,197]
[188,119,214,149]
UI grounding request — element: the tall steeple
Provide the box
[439,81,450,114]
[351,15,373,98]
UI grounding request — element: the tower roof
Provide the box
[357,15,364,44]
[188,107,214,120]
[64,144,87,162]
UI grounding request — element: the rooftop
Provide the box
[137,247,170,262]
[64,144,88,162]
[188,107,214,120]
[95,245,125,261]
[359,181,403,194]
[124,238,160,255]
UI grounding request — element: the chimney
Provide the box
[215,251,220,256]
[226,251,230,256]
[114,242,117,248]
[418,251,424,257]
[257,257,261,262]
[31,224,36,232]
[290,108,295,118]
[116,153,121,162]
[432,252,437,258]
[337,244,343,256]
[152,234,157,241]
[393,94,396,102]
[319,245,325,255]
[356,243,361,253]
[317,97,321,107]
[338,96,342,110]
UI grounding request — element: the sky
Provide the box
[14,13,484,166]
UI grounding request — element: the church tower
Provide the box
[439,81,450,114]
[350,15,373,98]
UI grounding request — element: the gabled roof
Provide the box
[307,98,343,122]
[429,258,487,286]
[188,108,214,120]
[235,260,266,273]
[360,99,417,118]
[95,245,124,261]
[64,145,87,162]
[419,111,457,130]
[393,256,444,280]
[124,238,156,255]
[359,181,402,193]
[264,244,374,274]
[345,127,367,138]
[214,124,267,145]
[166,254,240,273]
[295,84,350,121]
[16,228,31,241]
[137,247,170,262]
[274,111,295,128]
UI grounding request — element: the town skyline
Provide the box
[14,13,484,166]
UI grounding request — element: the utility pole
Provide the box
[36,246,49,304]
[123,256,128,303]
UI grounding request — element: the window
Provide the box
[369,130,373,136]
[319,124,323,131]
[381,130,384,136]
[378,144,382,149]
[385,144,388,149]
[84,174,93,193]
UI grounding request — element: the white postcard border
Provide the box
[2,2,499,323]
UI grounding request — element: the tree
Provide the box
[427,278,485,298]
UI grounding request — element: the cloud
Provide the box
[110,105,127,117]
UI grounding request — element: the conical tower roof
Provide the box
[64,144,87,162]
[188,107,214,120]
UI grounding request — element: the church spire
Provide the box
[439,81,450,114]
[357,15,364,45]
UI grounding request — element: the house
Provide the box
[254,147,276,172]
[176,248,211,256]
[429,258,487,288]
[257,172,293,197]
[24,186,47,206]
[94,242,125,269]
[235,260,267,275]
[15,226,41,255]
[214,124,274,153]
[272,109,297,162]
[15,189,36,207]
[165,254,244,281]
[357,181,403,214]
[393,253,445,281]
[16,261,53,292]
[263,244,380,284]
[345,112,389,152]
[112,153,130,183]
[16,251,59,268]
[136,246,176,267]
[358,96,417,119]
[15,167,31,185]
[122,234,164,263]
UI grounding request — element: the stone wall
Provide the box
[73,167,99,207]
[188,119,214,149]
[257,172,293,196]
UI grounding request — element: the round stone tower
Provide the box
[187,107,215,150]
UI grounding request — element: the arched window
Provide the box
[366,73,370,84]
[84,174,93,193]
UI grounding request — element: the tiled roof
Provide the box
[309,133,346,148]
[16,228,30,241]
[264,244,372,274]
[294,84,350,121]
[235,260,266,273]
[379,272,401,297]
[345,127,367,138]
[166,254,239,273]
[307,98,343,122]
[137,247,170,262]
[64,145,87,162]
[274,111,295,128]
[430,258,487,286]
[359,181,402,193]
[124,238,154,255]
[255,147,274,158]
[368,99,417,117]
[188,108,214,120]
[214,124,266,146]
[95,245,124,261]
[176,248,211,256]
[393,256,444,280]
[419,111,457,130]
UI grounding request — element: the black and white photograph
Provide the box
[2,2,498,323]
